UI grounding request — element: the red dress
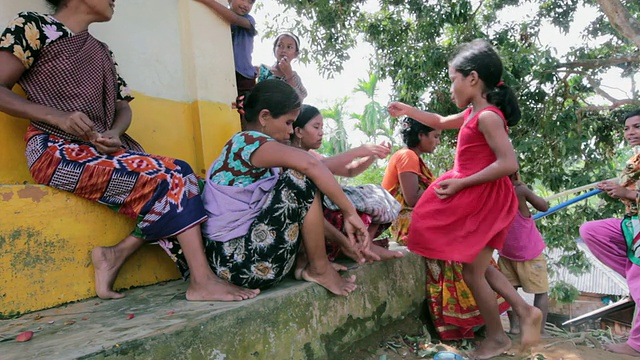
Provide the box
[407,106,518,263]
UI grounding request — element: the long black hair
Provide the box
[401,117,435,148]
[449,39,521,126]
[45,0,65,10]
[236,79,301,124]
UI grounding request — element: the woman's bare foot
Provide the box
[518,306,542,352]
[369,244,403,261]
[301,264,357,296]
[91,246,126,299]
[470,333,512,359]
[186,275,259,301]
[604,343,640,357]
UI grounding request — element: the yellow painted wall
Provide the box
[0,0,242,316]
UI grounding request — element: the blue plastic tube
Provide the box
[533,189,603,220]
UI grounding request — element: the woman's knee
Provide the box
[579,220,603,245]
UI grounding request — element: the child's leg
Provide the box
[484,263,542,351]
[506,287,521,335]
[177,226,260,301]
[533,293,549,335]
[300,193,357,296]
[462,247,513,359]
[91,235,145,299]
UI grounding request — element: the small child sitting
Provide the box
[498,170,550,336]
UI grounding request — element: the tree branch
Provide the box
[595,0,640,48]
[577,99,640,115]
[586,78,619,103]
[556,54,640,69]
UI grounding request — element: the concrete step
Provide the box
[0,250,425,360]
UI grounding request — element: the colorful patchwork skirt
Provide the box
[25,127,206,240]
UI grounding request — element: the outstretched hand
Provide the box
[360,143,392,159]
[434,178,466,199]
[597,180,633,199]
[388,102,411,118]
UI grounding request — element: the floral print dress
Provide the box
[162,132,317,289]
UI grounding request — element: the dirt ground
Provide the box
[338,315,640,360]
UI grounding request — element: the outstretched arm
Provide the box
[518,185,549,212]
[322,144,390,177]
[388,101,465,130]
[194,0,253,29]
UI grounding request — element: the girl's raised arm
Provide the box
[194,0,253,29]
[388,102,465,130]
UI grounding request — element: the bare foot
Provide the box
[470,333,512,359]
[186,275,259,301]
[331,262,348,272]
[294,251,309,280]
[604,343,640,357]
[518,306,543,352]
[301,265,357,296]
[91,247,126,299]
[369,244,403,261]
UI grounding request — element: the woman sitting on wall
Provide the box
[0,0,258,301]
[291,104,404,263]
[160,80,364,295]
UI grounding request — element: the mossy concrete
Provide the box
[0,249,426,360]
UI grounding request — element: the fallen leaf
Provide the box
[64,320,76,326]
[15,331,33,342]
[33,314,43,320]
[47,321,54,324]
[81,317,88,321]
[126,314,134,320]
[166,311,174,315]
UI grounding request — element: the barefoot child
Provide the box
[195,0,257,94]
[499,171,550,336]
[161,79,364,296]
[388,39,542,359]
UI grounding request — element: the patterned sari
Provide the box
[385,149,510,340]
[2,12,205,239]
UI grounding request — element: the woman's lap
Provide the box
[163,169,317,289]
[26,131,206,240]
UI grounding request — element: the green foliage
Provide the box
[267,0,640,288]
[550,280,581,304]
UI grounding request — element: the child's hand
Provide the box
[388,102,410,117]
[278,55,294,79]
[434,178,465,199]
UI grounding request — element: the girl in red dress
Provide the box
[388,39,542,359]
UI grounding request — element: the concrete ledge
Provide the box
[0,184,180,317]
[0,250,426,360]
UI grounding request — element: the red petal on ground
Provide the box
[126,314,135,320]
[15,331,33,342]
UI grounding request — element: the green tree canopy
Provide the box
[266,0,640,291]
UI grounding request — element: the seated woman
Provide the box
[579,109,640,357]
[381,118,509,340]
[291,104,404,263]
[160,79,364,295]
[0,0,257,301]
[257,32,307,101]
